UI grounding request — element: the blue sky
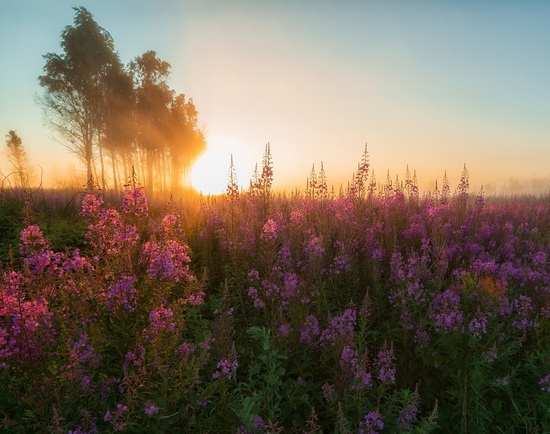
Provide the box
[1,0,549,193]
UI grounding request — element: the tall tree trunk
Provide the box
[110,148,118,191]
[97,129,106,191]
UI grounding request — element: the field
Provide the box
[1,167,549,433]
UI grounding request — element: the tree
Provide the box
[39,7,124,189]
[102,67,136,191]
[39,8,207,194]
[129,51,173,191]
[167,94,206,192]
[130,51,206,193]
[5,130,31,189]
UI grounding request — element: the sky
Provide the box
[1,0,549,194]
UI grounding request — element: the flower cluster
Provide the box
[358,411,384,434]
[143,307,175,339]
[321,306,357,346]
[260,218,278,242]
[0,287,56,367]
[86,208,139,256]
[102,276,137,312]
[429,288,464,333]
[142,239,194,283]
[120,186,148,219]
[65,333,101,386]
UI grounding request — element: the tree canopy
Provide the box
[39,7,205,193]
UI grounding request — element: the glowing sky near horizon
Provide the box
[0,0,549,194]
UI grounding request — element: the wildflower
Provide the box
[124,345,145,370]
[19,225,57,274]
[80,193,103,218]
[212,349,238,380]
[121,186,148,219]
[539,374,550,393]
[65,333,101,382]
[103,277,137,312]
[143,307,175,339]
[511,295,538,332]
[142,239,194,283]
[305,236,325,258]
[468,309,488,339]
[340,344,358,370]
[496,376,510,386]
[358,411,384,434]
[277,323,290,337]
[86,208,139,256]
[429,288,464,333]
[261,219,278,241]
[322,383,336,403]
[397,391,420,431]
[375,342,396,384]
[300,315,320,345]
[145,404,160,415]
[175,342,196,360]
[321,307,356,346]
[414,329,430,349]
[0,294,56,366]
[352,368,373,391]
[253,415,267,431]
[482,343,498,363]
[247,286,265,308]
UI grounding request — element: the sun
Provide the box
[190,138,242,195]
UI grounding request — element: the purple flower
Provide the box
[358,411,384,434]
[305,236,325,258]
[277,323,290,337]
[260,219,278,241]
[375,343,396,384]
[213,356,238,380]
[340,344,358,370]
[300,315,320,345]
[539,374,550,392]
[482,343,498,363]
[429,288,464,333]
[145,405,160,415]
[143,307,175,339]
[397,391,420,431]
[175,342,196,360]
[468,309,488,339]
[414,329,430,348]
[142,239,194,283]
[121,186,148,219]
[321,307,356,346]
[496,376,510,386]
[511,295,538,332]
[103,277,137,312]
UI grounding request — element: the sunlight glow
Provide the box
[191,137,248,195]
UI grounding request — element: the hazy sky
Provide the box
[1,0,549,194]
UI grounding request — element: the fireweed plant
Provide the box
[1,148,549,433]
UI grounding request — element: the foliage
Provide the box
[1,155,550,433]
[38,7,205,194]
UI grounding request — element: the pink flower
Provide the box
[261,219,278,241]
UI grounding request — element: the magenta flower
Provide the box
[121,186,148,219]
[102,277,137,312]
[143,307,175,339]
[358,411,384,434]
[142,239,194,283]
[144,404,160,415]
[260,219,278,241]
